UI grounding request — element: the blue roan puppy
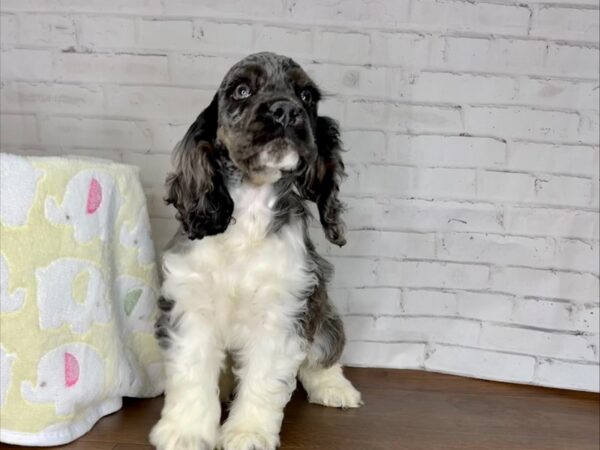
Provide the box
[150,52,362,450]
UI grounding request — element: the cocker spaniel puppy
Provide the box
[150,52,362,450]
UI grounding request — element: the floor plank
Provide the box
[1,369,598,450]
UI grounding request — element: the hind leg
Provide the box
[298,312,362,408]
[298,362,362,408]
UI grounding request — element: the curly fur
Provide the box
[151,52,361,450]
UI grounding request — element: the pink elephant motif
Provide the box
[45,170,121,243]
[21,343,105,416]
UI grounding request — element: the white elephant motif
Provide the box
[120,209,156,265]
[1,254,25,313]
[45,170,121,243]
[0,153,41,227]
[1,345,16,407]
[21,343,105,416]
[36,258,111,333]
[113,275,157,335]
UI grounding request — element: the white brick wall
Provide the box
[1,0,598,391]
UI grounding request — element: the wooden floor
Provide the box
[1,368,598,450]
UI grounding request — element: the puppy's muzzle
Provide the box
[267,100,302,129]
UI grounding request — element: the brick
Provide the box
[342,130,386,162]
[147,121,189,153]
[344,198,505,234]
[403,290,457,315]
[1,15,17,45]
[79,16,135,49]
[536,360,599,392]
[457,292,514,322]
[1,82,104,114]
[308,64,388,98]
[398,72,516,104]
[531,7,600,42]
[477,171,532,202]
[170,54,238,88]
[315,31,370,64]
[346,100,387,128]
[555,239,600,274]
[480,323,596,361]
[546,43,600,78]
[505,206,599,240]
[0,0,163,13]
[388,135,506,167]
[533,175,594,208]
[579,112,600,145]
[255,26,311,57]
[343,341,426,369]
[164,0,284,17]
[0,49,52,80]
[342,315,376,341]
[326,288,348,313]
[388,103,463,133]
[344,288,403,315]
[372,32,445,67]
[318,97,345,119]
[511,300,572,330]
[411,0,530,35]
[39,117,151,151]
[491,266,599,303]
[316,229,436,260]
[195,21,254,53]
[465,107,579,142]
[0,114,38,145]
[508,142,596,176]
[377,260,490,290]
[106,86,213,121]
[425,345,536,383]
[330,257,377,288]
[375,316,481,346]
[478,171,593,208]
[55,53,169,83]
[286,0,410,26]
[136,20,195,50]
[444,38,547,74]
[346,165,476,199]
[571,306,600,334]
[516,78,599,111]
[438,232,555,268]
[121,152,171,187]
[18,14,76,47]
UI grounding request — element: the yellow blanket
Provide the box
[0,153,163,446]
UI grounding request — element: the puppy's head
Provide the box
[215,52,319,184]
[167,52,346,244]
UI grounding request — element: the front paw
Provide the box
[149,418,213,450]
[219,422,279,450]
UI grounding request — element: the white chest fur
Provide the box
[161,182,314,349]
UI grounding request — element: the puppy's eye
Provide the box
[300,89,313,104]
[233,83,252,100]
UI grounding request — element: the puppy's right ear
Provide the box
[165,94,234,240]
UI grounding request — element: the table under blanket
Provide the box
[0,154,164,446]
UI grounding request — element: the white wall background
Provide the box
[1,0,599,391]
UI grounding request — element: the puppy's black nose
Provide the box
[269,101,301,128]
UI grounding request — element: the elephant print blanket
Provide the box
[0,154,164,446]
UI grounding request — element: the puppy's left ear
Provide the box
[301,116,347,247]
